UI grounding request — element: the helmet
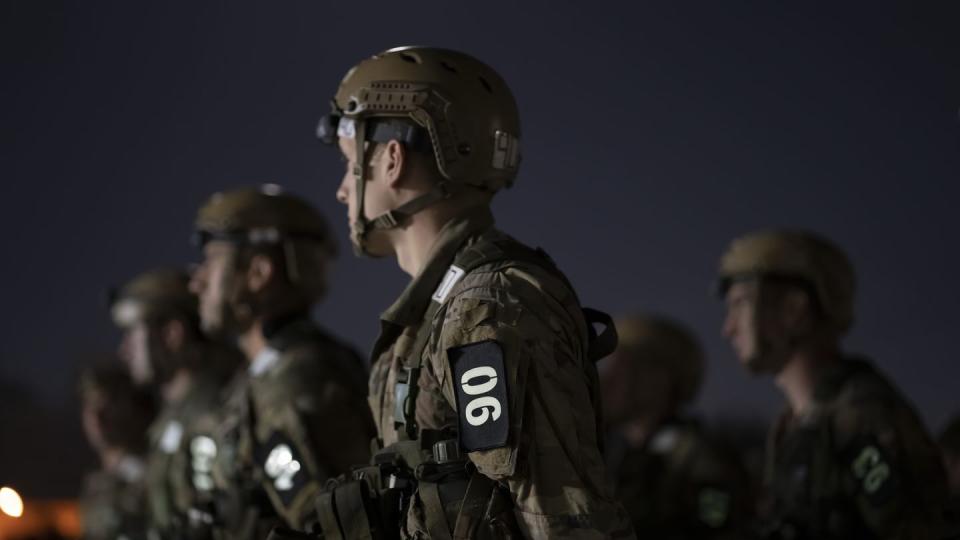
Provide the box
[317,47,521,252]
[614,315,705,407]
[193,185,334,304]
[194,185,334,251]
[718,229,856,334]
[110,269,197,329]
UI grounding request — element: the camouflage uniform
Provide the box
[607,419,753,540]
[79,364,155,540]
[198,315,373,540]
[80,457,151,540]
[144,353,237,540]
[763,357,948,539]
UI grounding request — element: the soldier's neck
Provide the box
[238,320,268,363]
[162,369,193,403]
[100,447,127,473]
[393,206,456,277]
[619,413,669,448]
[775,343,841,417]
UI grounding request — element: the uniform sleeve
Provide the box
[429,270,634,538]
[831,381,948,538]
[255,349,375,528]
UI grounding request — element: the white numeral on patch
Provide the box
[460,365,502,426]
[264,444,301,491]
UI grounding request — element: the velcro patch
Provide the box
[449,340,510,452]
[255,432,307,507]
[159,420,183,454]
[842,436,897,507]
[189,436,218,492]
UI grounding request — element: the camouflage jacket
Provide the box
[197,316,374,540]
[368,207,635,539]
[144,346,240,540]
[606,418,753,540]
[764,357,949,539]
[79,456,149,540]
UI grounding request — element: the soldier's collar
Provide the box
[812,355,873,403]
[381,206,494,327]
[114,455,145,483]
[249,346,281,377]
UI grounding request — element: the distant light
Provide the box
[0,486,23,518]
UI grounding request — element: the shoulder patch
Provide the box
[698,487,731,528]
[432,265,465,304]
[448,340,510,452]
[254,432,307,507]
[159,420,183,454]
[842,435,897,506]
[189,436,218,492]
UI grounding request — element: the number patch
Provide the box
[843,436,897,507]
[449,341,510,452]
[254,432,308,507]
[189,436,218,491]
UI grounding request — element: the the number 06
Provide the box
[461,366,502,426]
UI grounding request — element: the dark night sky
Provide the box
[2,2,959,496]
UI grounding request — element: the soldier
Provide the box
[188,186,374,540]
[717,229,949,539]
[78,363,156,540]
[308,47,635,538]
[110,269,242,540]
[602,315,753,539]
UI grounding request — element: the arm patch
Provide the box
[841,435,897,507]
[448,340,510,452]
[254,432,307,508]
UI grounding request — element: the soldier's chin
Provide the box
[743,353,787,376]
[200,315,228,339]
[352,234,393,259]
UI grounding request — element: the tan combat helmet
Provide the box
[110,269,197,329]
[717,229,856,334]
[317,47,521,252]
[194,185,335,299]
[615,315,705,407]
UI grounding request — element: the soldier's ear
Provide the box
[381,140,407,188]
[781,288,814,335]
[246,253,275,294]
[161,318,186,353]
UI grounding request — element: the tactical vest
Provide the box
[303,235,617,540]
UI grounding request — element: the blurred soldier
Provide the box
[111,269,242,540]
[602,315,753,539]
[306,47,634,539]
[78,363,156,540]
[717,229,949,539]
[188,186,374,540]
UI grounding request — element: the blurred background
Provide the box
[1,1,958,534]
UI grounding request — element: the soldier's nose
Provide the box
[189,265,206,294]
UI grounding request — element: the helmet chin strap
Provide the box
[349,118,456,257]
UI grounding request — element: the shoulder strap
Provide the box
[394,235,616,441]
[394,236,555,440]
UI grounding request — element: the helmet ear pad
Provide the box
[746,277,821,375]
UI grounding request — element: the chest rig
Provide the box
[302,234,617,540]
